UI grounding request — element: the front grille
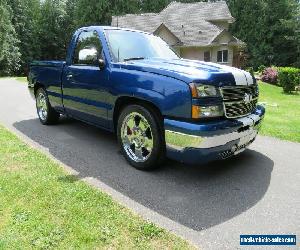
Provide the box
[221,85,258,118]
[219,137,256,159]
[219,150,234,159]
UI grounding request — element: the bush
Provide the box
[261,67,278,84]
[258,65,266,73]
[245,67,254,76]
[277,67,300,93]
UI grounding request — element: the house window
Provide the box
[204,51,210,62]
[217,50,228,63]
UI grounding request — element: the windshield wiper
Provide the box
[123,57,145,62]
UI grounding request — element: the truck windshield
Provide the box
[105,29,180,62]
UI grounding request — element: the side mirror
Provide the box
[78,47,98,64]
[98,59,105,69]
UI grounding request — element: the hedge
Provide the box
[277,67,300,93]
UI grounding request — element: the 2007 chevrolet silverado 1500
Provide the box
[28,26,265,170]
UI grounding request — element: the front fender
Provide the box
[109,68,192,119]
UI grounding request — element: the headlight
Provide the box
[189,83,223,118]
[189,83,220,98]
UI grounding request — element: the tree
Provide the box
[63,0,78,49]
[0,0,21,76]
[7,0,41,75]
[74,0,111,26]
[1,0,299,76]
[139,0,171,12]
[110,0,141,17]
[38,0,69,60]
[227,0,300,68]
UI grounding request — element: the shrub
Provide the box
[261,67,278,84]
[277,67,300,93]
[258,65,266,73]
[245,67,254,76]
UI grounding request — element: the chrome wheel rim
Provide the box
[121,112,153,162]
[36,92,48,121]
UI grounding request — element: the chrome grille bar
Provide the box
[221,85,258,118]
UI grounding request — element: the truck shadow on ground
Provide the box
[14,117,274,231]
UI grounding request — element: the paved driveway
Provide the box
[0,79,299,249]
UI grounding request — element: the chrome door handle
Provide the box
[66,74,73,80]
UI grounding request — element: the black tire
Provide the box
[35,88,60,125]
[117,104,165,170]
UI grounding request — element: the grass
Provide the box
[0,125,193,249]
[258,81,300,142]
[0,77,27,83]
[15,76,27,82]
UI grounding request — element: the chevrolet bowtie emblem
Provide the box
[244,93,252,103]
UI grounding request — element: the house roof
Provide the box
[111,1,243,47]
[153,23,182,45]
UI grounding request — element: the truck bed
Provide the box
[29,60,66,110]
[30,60,66,67]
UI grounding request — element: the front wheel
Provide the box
[117,105,165,170]
[36,88,60,125]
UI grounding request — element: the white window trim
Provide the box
[217,50,228,63]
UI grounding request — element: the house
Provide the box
[111,1,245,67]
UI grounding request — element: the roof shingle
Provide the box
[111,1,238,46]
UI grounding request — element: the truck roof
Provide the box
[77,26,151,35]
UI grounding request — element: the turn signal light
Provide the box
[189,83,198,98]
[192,105,201,118]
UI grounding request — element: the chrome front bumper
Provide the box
[164,106,265,163]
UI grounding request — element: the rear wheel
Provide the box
[36,88,60,125]
[117,104,165,170]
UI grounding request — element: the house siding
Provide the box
[180,47,205,60]
[174,31,239,66]
[155,27,179,46]
[179,46,234,66]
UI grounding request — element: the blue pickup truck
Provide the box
[28,26,265,170]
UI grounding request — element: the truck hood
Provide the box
[118,58,255,87]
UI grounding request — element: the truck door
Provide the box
[62,30,109,128]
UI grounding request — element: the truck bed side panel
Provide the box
[29,61,65,112]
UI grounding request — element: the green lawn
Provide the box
[258,81,300,142]
[15,76,28,82]
[0,125,193,249]
[0,77,27,83]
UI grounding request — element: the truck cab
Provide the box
[28,26,265,170]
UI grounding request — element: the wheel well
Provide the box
[34,83,44,96]
[113,96,163,132]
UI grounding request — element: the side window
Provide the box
[217,51,223,62]
[223,50,228,62]
[73,30,103,65]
